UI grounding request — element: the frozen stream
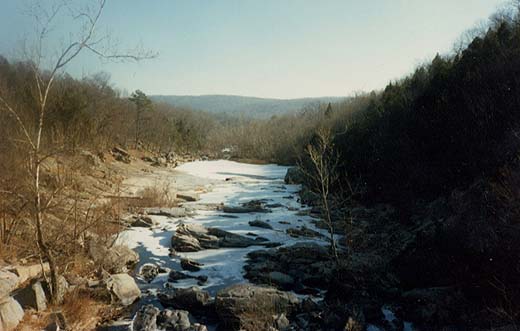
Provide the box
[117,160,329,306]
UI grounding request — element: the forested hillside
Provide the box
[151,94,346,118]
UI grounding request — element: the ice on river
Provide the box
[117,160,329,299]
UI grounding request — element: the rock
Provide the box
[144,207,188,218]
[0,297,24,331]
[14,280,47,311]
[88,240,139,274]
[172,223,271,252]
[133,304,159,331]
[131,216,156,228]
[140,264,160,283]
[168,270,194,282]
[106,274,140,306]
[177,192,200,202]
[172,233,204,252]
[7,263,49,287]
[244,243,333,291]
[0,271,19,299]
[249,220,273,229]
[207,228,259,248]
[80,150,101,167]
[286,226,324,239]
[157,309,191,331]
[158,287,211,314]
[274,313,290,331]
[215,284,299,331]
[284,167,304,184]
[268,272,295,290]
[181,258,203,272]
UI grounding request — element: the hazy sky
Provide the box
[0,0,510,99]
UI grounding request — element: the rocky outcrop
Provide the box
[158,287,212,315]
[106,273,140,306]
[215,284,299,331]
[172,223,275,252]
[244,243,333,292]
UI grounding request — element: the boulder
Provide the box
[215,284,299,331]
[249,220,273,229]
[131,216,156,228]
[0,271,19,299]
[106,274,140,306]
[157,309,191,331]
[132,304,159,331]
[181,258,203,272]
[88,240,139,274]
[0,297,24,331]
[139,264,161,283]
[14,280,47,311]
[7,263,48,287]
[158,287,211,314]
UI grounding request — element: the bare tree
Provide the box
[300,127,340,262]
[0,0,155,303]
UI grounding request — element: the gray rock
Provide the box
[249,220,273,229]
[7,264,49,287]
[0,271,19,299]
[158,287,211,314]
[133,304,159,331]
[88,240,139,274]
[139,264,160,283]
[157,309,191,331]
[106,274,140,306]
[0,297,24,331]
[215,284,299,331]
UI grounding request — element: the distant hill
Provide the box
[150,94,347,118]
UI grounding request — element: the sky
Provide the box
[0,0,511,99]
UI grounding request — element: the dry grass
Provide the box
[135,181,177,208]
